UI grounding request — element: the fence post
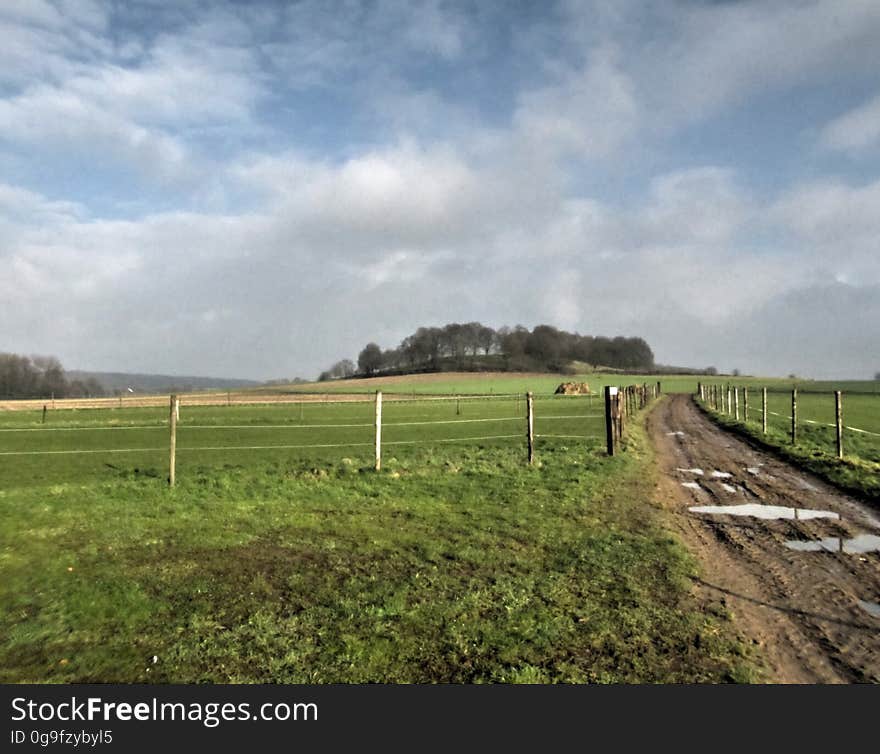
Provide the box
[169,394,178,487]
[374,391,383,471]
[616,391,623,440]
[526,391,535,465]
[727,385,733,416]
[42,404,47,424]
[604,386,616,456]
[835,391,843,459]
[791,388,797,445]
[743,387,749,425]
[762,387,767,434]
[734,387,740,421]
[657,381,662,395]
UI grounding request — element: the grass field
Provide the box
[0,387,759,683]
[0,395,605,489]
[259,371,678,396]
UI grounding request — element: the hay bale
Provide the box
[554,382,591,395]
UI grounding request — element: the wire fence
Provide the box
[0,393,612,486]
[0,385,662,487]
[695,382,880,465]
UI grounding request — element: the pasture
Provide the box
[0,385,757,683]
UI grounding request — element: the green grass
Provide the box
[0,396,605,489]
[0,397,758,684]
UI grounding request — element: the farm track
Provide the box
[649,394,880,683]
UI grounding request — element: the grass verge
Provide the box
[696,399,880,504]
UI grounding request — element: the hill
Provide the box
[66,370,262,395]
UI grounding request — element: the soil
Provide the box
[648,393,880,683]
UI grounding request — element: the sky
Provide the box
[1,0,879,381]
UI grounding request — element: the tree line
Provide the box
[320,323,655,380]
[0,353,105,399]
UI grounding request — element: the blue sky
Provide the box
[1,0,879,380]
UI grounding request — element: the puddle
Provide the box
[681,482,702,490]
[720,483,737,493]
[796,479,819,492]
[666,431,686,437]
[677,467,704,475]
[746,467,760,476]
[784,534,880,554]
[858,601,880,619]
[689,504,839,521]
[711,470,733,479]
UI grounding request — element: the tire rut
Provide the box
[648,394,880,683]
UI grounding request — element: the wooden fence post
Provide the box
[727,386,732,417]
[791,388,797,445]
[734,387,740,421]
[169,394,178,487]
[375,391,383,471]
[743,387,749,424]
[604,386,616,456]
[526,391,535,465]
[616,391,623,440]
[762,387,767,434]
[42,404,47,424]
[835,391,843,459]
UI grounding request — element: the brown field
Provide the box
[257,371,556,391]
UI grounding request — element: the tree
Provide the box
[357,343,383,376]
[875,372,880,381]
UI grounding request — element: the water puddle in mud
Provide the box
[710,470,733,479]
[784,534,880,554]
[681,482,702,490]
[746,467,760,476]
[677,467,704,475]
[858,600,880,618]
[666,431,686,437]
[689,504,839,521]
[720,483,738,493]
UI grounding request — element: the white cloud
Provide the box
[820,92,880,152]
[514,45,639,160]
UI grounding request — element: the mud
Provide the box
[648,394,880,683]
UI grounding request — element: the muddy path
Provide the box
[648,393,880,683]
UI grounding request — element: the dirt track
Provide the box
[649,394,880,683]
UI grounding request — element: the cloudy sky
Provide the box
[2,0,879,380]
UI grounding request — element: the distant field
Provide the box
[258,371,695,396]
